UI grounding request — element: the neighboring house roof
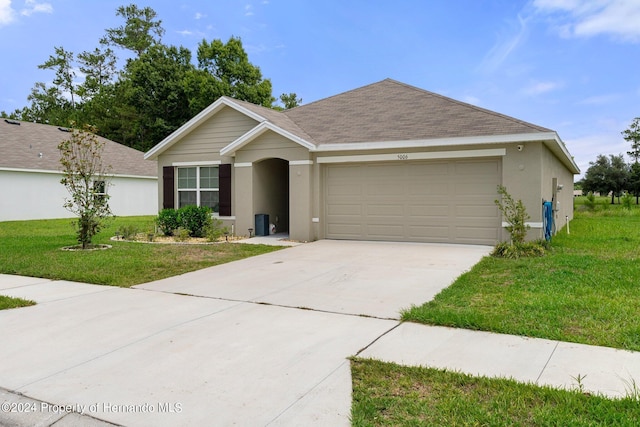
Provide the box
[0,119,157,177]
[144,78,579,173]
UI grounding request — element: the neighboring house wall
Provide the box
[0,169,157,222]
[108,175,158,217]
[1,169,70,221]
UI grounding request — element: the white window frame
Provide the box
[177,166,220,213]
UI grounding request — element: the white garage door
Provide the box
[324,159,500,245]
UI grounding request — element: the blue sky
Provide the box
[2,0,640,177]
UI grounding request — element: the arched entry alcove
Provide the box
[252,158,289,234]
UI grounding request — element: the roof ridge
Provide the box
[285,78,394,111]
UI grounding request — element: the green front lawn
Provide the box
[403,204,640,351]
[0,216,281,288]
[351,358,640,426]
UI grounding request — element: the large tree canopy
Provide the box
[3,4,291,152]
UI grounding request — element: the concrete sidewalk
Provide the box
[359,322,640,399]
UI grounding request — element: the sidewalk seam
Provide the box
[536,341,559,384]
[354,322,403,357]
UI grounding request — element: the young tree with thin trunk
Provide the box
[58,124,113,249]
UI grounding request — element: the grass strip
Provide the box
[351,358,640,426]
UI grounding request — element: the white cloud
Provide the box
[176,29,205,38]
[244,4,253,16]
[523,80,563,96]
[0,0,16,26]
[194,12,205,20]
[533,0,640,42]
[20,0,52,17]
[578,93,621,105]
[479,14,530,72]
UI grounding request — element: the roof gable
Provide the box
[145,97,267,160]
[0,120,156,177]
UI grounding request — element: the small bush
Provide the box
[177,205,212,237]
[584,193,597,211]
[156,209,180,236]
[495,185,530,244]
[491,241,547,259]
[205,218,230,242]
[622,192,634,210]
[117,224,138,240]
[173,227,191,242]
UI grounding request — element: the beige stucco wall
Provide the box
[500,141,544,241]
[233,131,314,241]
[541,143,575,233]
[498,140,576,241]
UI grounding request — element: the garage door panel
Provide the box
[327,203,362,216]
[408,204,449,217]
[366,224,405,238]
[455,205,498,218]
[325,159,500,245]
[367,183,405,196]
[408,162,449,176]
[366,203,402,216]
[408,183,450,196]
[327,184,362,196]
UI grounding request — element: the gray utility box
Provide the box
[255,214,269,236]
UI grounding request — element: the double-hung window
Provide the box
[177,166,219,213]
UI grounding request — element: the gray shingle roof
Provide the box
[229,98,316,143]
[283,79,552,145]
[0,119,157,176]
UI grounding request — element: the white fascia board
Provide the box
[144,97,267,160]
[172,160,221,166]
[317,148,506,164]
[220,122,316,156]
[545,133,581,174]
[313,132,559,152]
[0,167,156,179]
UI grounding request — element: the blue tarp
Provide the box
[543,201,554,241]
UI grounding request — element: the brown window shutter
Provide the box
[219,164,232,216]
[162,166,175,209]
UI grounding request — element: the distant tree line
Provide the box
[578,117,640,204]
[1,4,301,152]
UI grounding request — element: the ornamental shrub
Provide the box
[156,209,180,236]
[494,185,530,245]
[205,218,230,242]
[177,205,212,237]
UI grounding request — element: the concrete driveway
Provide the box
[0,240,489,426]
